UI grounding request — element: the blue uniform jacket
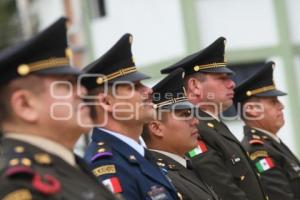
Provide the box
[84,128,178,200]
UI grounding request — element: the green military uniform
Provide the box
[161,37,267,200]
[0,17,118,200]
[150,151,220,200]
[0,138,117,200]
[242,126,300,200]
[230,61,299,200]
[191,110,266,200]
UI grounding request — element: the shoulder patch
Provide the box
[2,189,32,200]
[91,142,113,162]
[92,164,116,177]
[249,139,264,145]
[187,140,208,158]
[249,150,268,160]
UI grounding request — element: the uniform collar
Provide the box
[150,149,187,168]
[5,133,76,166]
[98,127,145,156]
[253,127,281,143]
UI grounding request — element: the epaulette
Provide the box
[91,142,113,162]
[3,146,61,196]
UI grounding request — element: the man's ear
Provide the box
[148,121,164,138]
[244,101,263,118]
[96,93,114,113]
[10,90,39,122]
[187,78,203,97]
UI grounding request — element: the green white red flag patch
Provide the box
[188,140,207,158]
[255,157,275,173]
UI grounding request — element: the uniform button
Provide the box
[177,192,183,200]
[257,173,261,177]
[9,158,19,166]
[240,176,245,181]
[21,158,31,166]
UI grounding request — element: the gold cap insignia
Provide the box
[194,65,200,72]
[96,77,104,85]
[246,91,252,96]
[17,64,30,76]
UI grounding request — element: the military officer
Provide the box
[160,37,267,200]
[142,68,220,200]
[82,34,179,200]
[0,17,117,200]
[231,61,300,200]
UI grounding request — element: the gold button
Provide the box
[96,77,104,85]
[246,91,252,96]
[177,192,183,200]
[21,158,31,166]
[207,122,214,128]
[240,176,245,181]
[251,129,256,133]
[152,104,158,109]
[9,159,19,166]
[194,65,200,72]
[257,173,261,177]
[14,146,25,153]
[98,142,104,146]
[17,64,30,76]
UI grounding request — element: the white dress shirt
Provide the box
[98,127,145,156]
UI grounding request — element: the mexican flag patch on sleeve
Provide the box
[188,140,208,158]
[255,157,275,173]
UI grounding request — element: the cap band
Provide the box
[193,62,226,72]
[96,66,137,85]
[153,96,188,109]
[246,85,276,96]
[17,57,70,76]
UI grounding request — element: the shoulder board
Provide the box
[91,142,113,162]
[249,150,268,160]
[249,139,264,145]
